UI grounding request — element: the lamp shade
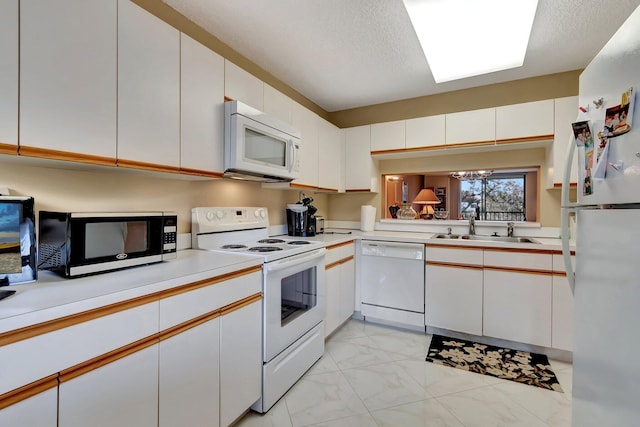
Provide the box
[412,189,440,204]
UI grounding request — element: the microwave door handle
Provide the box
[289,139,296,174]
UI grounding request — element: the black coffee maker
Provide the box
[286,196,317,237]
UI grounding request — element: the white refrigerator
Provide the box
[560,5,640,426]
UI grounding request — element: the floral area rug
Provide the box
[426,334,563,392]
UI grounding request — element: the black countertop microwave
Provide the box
[38,211,177,278]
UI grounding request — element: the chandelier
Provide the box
[449,170,493,182]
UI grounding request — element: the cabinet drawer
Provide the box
[0,301,159,395]
[426,246,482,265]
[484,249,551,271]
[326,241,355,266]
[159,270,261,330]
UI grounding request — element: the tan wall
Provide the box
[0,162,328,234]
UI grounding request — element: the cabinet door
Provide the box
[224,60,263,109]
[483,270,552,347]
[318,119,342,192]
[426,264,483,336]
[58,344,159,427]
[0,0,18,153]
[20,0,117,161]
[405,114,446,149]
[159,318,220,427]
[220,300,262,427]
[445,107,495,145]
[552,273,573,351]
[344,125,378,192]
[495,100,554,141]
[118,0,180,170]
[325,263,341,337]
[0,388,57,427]
[370,120,405,151]
[292,104,319,187]
[339,258,356,323]
[551,96,579,187]
[263,84,294,124]
[180,33,225,175]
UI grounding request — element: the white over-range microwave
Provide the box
[224,100,301,182]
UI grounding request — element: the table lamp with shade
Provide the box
[412,188,441,219]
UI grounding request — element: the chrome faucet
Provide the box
[468,216,475,235]
[507,221,514,237]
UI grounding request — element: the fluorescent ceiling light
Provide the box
[403,0,539,83]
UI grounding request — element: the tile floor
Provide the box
[236,319,573,427]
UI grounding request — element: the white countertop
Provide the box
[280,229,567,251]
[0,250,263,333]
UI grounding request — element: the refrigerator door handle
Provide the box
[560,206,576,294]
[561,132,578,209]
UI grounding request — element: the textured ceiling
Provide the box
[163,0,640,112]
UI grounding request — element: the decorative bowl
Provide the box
[433,210,449,220]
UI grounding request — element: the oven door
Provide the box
[263,248,326,362]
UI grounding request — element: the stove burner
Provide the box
[248,246,284,252]
[287,240,311,245]
[220,244,249,250]
[258,238,286,244]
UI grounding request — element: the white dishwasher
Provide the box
[360,240,425,327]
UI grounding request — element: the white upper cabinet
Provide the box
[263,84,294,125]
[224,60,264,110]
[317,118,342,192]
[551,96,579,187]
[405,114,446,149]
[445,107,496,145]
[495,99,554,141]
[370,120,406,151]
[180,33,225,176]
[344,125,379,192]
[292,103,319,187]
[0,0,18,152]
[118,0,180,170]
[20,0,117,162]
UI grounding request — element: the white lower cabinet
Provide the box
[426,263,483,336]
[58,344,160,427]
[552,254,574,351]
[159,318,220,427]
[483,269,552,347]
[0,388,57,427]
[339,258,356,322]
[425,246,483,336]
[220,299,262,427]
[324,242,356,337]
[325,264,341,337]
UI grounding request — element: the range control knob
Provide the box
[216,210,224,219]
[206,211,214,221]
[258,209,267,219]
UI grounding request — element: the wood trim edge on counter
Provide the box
[483,265,553,276]
[326,241,355,251]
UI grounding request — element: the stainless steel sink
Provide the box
[460,235,539,243]
[432,233,460,239]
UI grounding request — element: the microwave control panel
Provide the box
[162,215,178,258]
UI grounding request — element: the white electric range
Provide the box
[191,207,326,413]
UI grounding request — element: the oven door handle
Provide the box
[265,248,326,272]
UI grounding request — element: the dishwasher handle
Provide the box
[360,240,424,260]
